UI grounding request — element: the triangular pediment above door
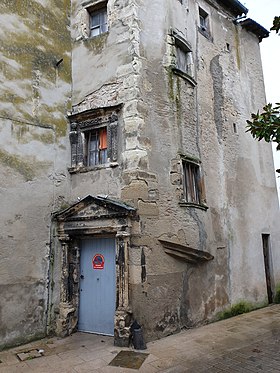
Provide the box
[53,195,135,222]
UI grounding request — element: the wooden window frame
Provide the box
[182,160,201,204]
[179,156,208,210]
[174,38,193,77]
[87,2,108,38]
[85,127,108,167]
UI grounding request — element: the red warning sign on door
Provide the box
[92,254,105,270]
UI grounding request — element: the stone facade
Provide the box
[0,0,279,350]
[0,1,71,349]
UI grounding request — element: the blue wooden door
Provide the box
[78,237,116,335]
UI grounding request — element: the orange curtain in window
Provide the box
[99,128,107,150]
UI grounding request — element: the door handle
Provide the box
[80,274,84,279]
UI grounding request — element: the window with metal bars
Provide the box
[182,161,201,204]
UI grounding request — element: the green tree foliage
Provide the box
[246,16,280,175]
[270,16,280,33]
[246,103,280,150]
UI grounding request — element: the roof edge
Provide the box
[240,18,270,42]
[217,0,248,17]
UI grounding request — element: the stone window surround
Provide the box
[197,5,213,41]
[80,0,109,40]
[68,105,121,174]
[169,30,197,87]
[199,7,209,32]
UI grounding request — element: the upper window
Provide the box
[68,107,120,172]
[182,160,201,204]
[199,7,210,37]
[89,4,108,37]
[168,31,196,85]
[171,33,194,80]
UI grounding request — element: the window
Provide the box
[176,45,190,75]
[178,156,207,210]
[85,127,107,166]
[68,107,119,171]
[89,5,108,37]
[182,161,201,204]
[199,8,210,35]
[175,39,193,77]
[168,31,196,86]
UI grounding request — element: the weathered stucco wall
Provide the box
[66,0,280,342]
[124,0,231,338]
[0,1,71,349]
[1,0,279,349]
[110,0,279,340]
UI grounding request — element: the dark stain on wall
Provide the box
[210,55,224,141]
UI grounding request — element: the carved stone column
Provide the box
[56,234,75,337]
[60,236,70,302]
[114,232,132,347]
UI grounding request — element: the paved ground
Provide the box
[1,304,280,372]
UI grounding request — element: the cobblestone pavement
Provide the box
[1,304,280,372]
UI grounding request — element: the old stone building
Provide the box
[0,0,279,349]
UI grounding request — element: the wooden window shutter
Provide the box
[107,119,118,162]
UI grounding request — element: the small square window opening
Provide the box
[86,127,107,166]
[183,161,201,204]
[89,7,108,37]
[199,7,209,33]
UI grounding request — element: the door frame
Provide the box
[50,195,136,346]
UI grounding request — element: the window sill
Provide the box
[198,27,213,42]
[172,68,197,87]
[88,30,109,40]
[68,162,118,174]
[75,31,109,43]
[179,201,208,211]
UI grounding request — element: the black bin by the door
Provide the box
[132,327,146,350]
